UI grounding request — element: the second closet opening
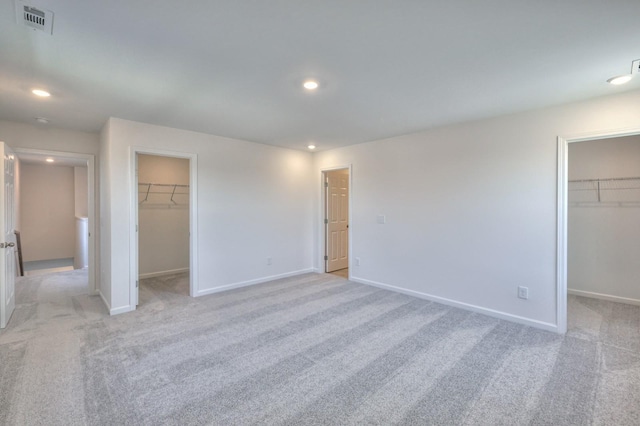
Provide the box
[136,153,191,304]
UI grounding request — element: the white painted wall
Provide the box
[313,89,640,331]
[101,118,314,313]
[568,135,640,303]
[20,163,76,262]
[0,121,99,155]
[138,154,190,277]
[74,166,88,218]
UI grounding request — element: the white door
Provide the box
[326,170,349,272]
[0,142,16,328]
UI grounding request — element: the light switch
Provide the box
[376,215,386,224]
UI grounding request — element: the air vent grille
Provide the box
[15,1,54,35]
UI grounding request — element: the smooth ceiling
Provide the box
[1,0,639,151]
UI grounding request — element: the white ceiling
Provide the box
[1,1,639,151]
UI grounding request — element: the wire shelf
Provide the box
[138,182,189,206]
[568,177,640,204]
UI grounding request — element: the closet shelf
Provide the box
[568,176,640,203]
[138,182,189,205]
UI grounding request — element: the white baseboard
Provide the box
[99,289,135,315]
[568,288,640,306]
[139,267,189,280]
[350,276,558,333]
[196,268,315,297]
[110,304,134,315]
[99,290,110,312]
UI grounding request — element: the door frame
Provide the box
[13,148,97,294]
[320,165,352,277]
[556,126,640,334]
[129,146,198,305]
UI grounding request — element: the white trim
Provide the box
[109,304,135,315]
[139,267,189,280]
[568,289,640,306]
[195,268,315,297]
[319,165,352,280]
[351,276,558,332]
[556,126,640,335]
[13,148,98,296]
[130,146,199,311]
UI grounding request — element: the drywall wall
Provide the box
[0,121,99,155]
[101,118,314,313]
[568,135,640,303]
[99,122,111,307]
[74,166,88,217]
[313,89,640,331]
[20,163,76,261]
[137,154,190,277]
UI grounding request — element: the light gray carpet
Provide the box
[1,270,639,425]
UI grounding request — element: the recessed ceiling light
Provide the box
[32,89,51,97]
[607,74,633,85]
[303,80,319,90]
[35,117,49,124]
[45,158,54,163]
[307,144,316,150]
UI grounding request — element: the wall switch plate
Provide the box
[518,286,528,299]
[355,257,360,266]
[632,59,640,75]
[267,257,272,266]
[376,215,386,224]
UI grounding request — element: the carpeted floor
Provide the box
[1,270,639,425]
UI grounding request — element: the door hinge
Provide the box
[324,255,328,261]
[324,182,329,188]
[136,280,139,288]
[324,218,328,224]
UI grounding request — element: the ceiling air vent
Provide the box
[15,0,54,35]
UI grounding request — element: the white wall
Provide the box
[20,163,76,261]
[74,166,88,218]
[138,154,190,277]
[101,118,314,313]
[568,135,640,303]
[0,121,99,155]
[314,89,640,331]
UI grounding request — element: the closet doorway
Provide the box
[322,167,351,279]
[131,150,198,306]
[557,129,640,333]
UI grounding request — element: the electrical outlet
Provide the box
[355,257,360,266]
[267,257,272,266]
[518,286,529,300]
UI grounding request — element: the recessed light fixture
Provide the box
[45,158,54,163]
[35,117,49,124]
[303,80,319,90]
[32,89,51,97]
[307,144,316,150]
[607,74,633,85]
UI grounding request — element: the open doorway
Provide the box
[131,149,197,307]
[13,148,96,292]
[557,129,640,333]
[323,168,350,279]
